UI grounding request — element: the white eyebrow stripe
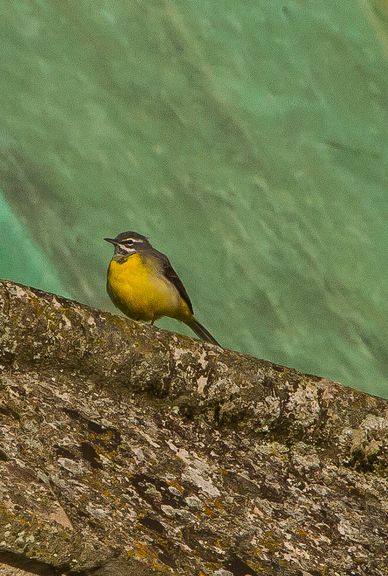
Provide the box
[118,243,136,249]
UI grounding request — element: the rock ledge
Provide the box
[0,279,387,575]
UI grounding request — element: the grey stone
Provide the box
[0,279,387,575]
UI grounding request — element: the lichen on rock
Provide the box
[0,279,387,575]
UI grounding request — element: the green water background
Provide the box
[1,0,388,397]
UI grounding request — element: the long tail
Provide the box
[185,317,220,346]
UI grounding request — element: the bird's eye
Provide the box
[125,239,134,246]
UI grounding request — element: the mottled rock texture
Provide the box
[0,279,387,575]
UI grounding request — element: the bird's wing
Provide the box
[156,250,194,315]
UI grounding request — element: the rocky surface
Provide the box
[0,279,387,575]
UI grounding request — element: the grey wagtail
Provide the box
[104,231,220,346]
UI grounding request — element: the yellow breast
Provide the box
[107,253,187,322]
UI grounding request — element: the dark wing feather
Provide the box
[155,250,194,314]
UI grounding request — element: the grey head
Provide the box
[104,231,152,256]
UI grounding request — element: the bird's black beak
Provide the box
[104,237,118,245]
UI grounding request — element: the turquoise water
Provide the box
[0,194,70,296]
[1,1,388,396]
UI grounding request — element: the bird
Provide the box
[104,231,220,346]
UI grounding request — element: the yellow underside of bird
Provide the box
[107,253,192,323]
